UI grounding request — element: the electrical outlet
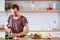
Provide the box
[54,20,56,24]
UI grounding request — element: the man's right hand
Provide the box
[7,28,12,33]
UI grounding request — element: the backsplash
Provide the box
[0,12,59,30]
[4,1,60,30]
[0,12,60,37]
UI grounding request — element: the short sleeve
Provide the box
[8,16,10,24]
[7,16,10,26]
[22,16,28,26]
[7,15,12,26]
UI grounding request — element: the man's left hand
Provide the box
[13,33,20,37]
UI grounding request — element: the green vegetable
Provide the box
[5,35,13,39]
[37,32,42,37]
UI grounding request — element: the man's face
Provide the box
[11,8,18,15]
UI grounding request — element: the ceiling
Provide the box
[5,0,60,1]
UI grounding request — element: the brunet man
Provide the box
[7,4,29,37]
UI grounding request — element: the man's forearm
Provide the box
[19,24,29,36]
[14,23,29,36]
[13,30,29,37]
[19,30,29,36]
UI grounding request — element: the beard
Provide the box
[14,12,18,17]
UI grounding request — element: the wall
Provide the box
[0,12,60,37]
[22,12,58,30]
[0,12,59,30]
[57,13,60,30]
[0,0,5,11]
[4,1,60,30]
[0,1,60,37]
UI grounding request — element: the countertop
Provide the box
[14,37,60,40]
[0,28,60,40]
[0,37,60,40]
[0,28,5,32]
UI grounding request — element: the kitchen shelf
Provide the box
[1,10,60,13]
[30,30,60,32]
[20,10,60,12]
[4,10,60,13]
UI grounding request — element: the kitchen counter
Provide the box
[30,30,60,32]
[15,37,60,40]
[4,37,60,40]
[0,28,60,40]
[0,28,5,32]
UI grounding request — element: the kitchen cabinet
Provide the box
[0,0,5,11]
[0,28,5,39]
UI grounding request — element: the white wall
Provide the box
[57,13,60,30]
[5,1,59,30]
[0,12,60,37]
[21,12,58,30]
[0,12,59,30]
[0,32,5,38]
[0,1,60,37]
[0,0,5,11]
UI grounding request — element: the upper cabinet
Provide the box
[0,0,5,11]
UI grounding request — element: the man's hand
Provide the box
[7,28,12,33]
[13,33,20,37]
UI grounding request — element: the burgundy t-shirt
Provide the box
[8,15,28,33]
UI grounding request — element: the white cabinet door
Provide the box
[0,32,5,38]
[0,0,5,11]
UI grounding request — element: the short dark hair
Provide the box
[11,4,19,11]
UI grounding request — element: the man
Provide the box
[6,4,29,37]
